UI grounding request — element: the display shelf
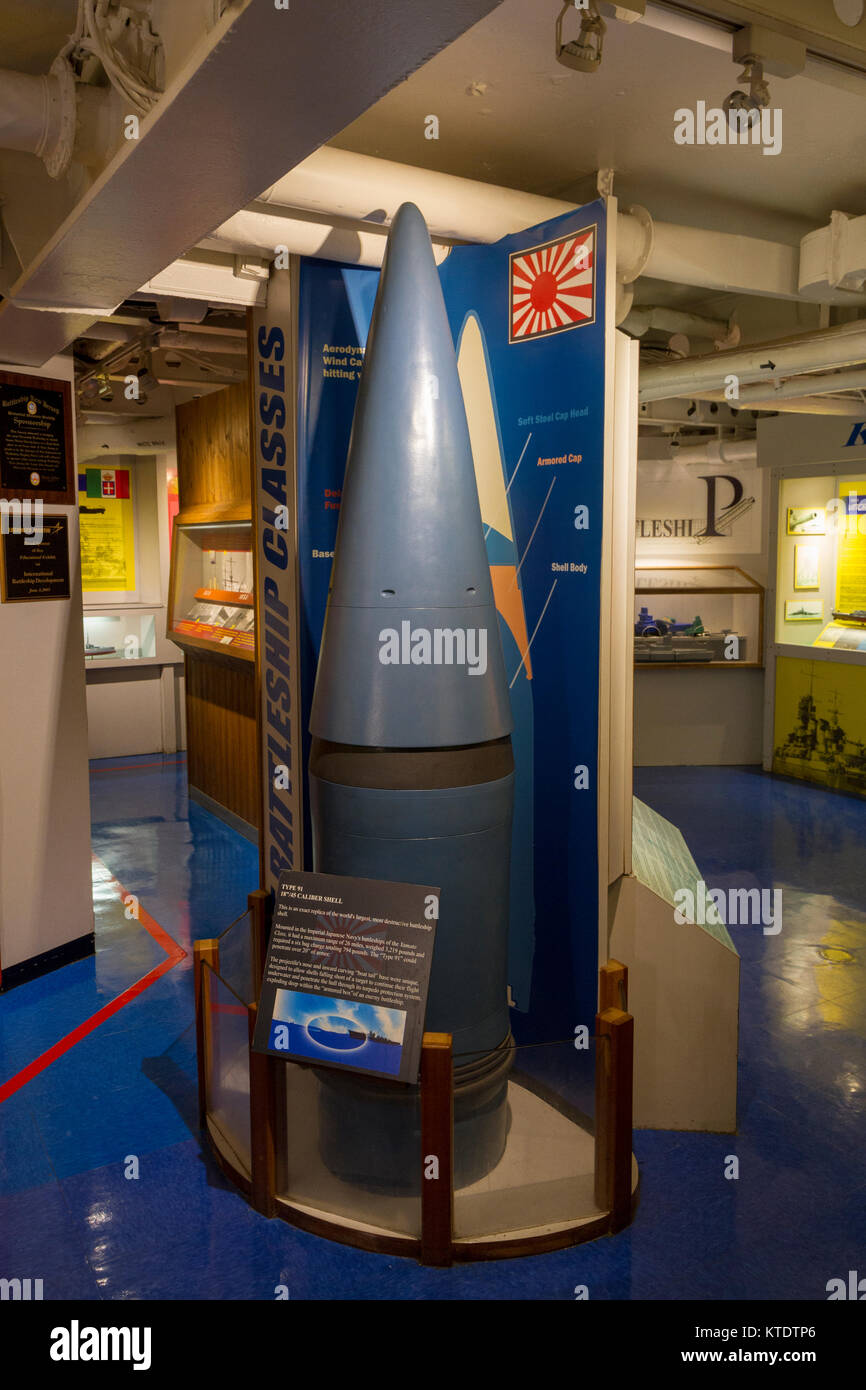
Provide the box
[773,473,866,657]
[634,565,764,669]
[84,608,157,663]
[167,515,255,662]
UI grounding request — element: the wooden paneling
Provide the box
[175,382,259,831]
[176,384,251,511]
[185,650,259,829]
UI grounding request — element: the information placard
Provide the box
[252,870,438,1082]
[0,514,70,602]
[0,371,74,505]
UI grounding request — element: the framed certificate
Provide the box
[0,371,75,505]
[0,513,71,602]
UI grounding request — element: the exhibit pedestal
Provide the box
[194,893,639,1264]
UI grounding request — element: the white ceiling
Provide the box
[332,0,866,246]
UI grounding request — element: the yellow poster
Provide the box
[835,479,866,616]
[773,654,866,797]
[79,469,136,591]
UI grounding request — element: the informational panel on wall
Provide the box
[295,200,609,1040]
[78,467,136,592]
[0,371,74,505]
[836,481,866,614]
[0,514,70,602]
[251,870,437,1082]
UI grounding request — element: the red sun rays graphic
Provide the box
[509,227,596,343]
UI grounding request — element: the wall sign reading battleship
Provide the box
[635,461,762,555]
[252,870,438,1083]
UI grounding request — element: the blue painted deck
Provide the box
[0,756,863,1299]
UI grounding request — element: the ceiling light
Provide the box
[137,352,159,394]
[556,0,607,74]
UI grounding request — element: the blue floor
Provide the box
[1,756,864,1299]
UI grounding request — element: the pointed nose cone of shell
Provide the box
[310,202,512,748]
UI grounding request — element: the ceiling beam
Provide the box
[0,0,505,365]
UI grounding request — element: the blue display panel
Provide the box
[296,201,607,1040]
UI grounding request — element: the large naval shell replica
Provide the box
[308,201,515,1191]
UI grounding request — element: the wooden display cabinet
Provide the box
[171,385,260,836]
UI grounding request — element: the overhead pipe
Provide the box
[0,63,110,177]
[639,320,866,401]
[686,366,866,408]
[621,304,737,346]
[208,147,866,306]
[0,68,68,165]
[204,203,452,267]
[726,395,866,416]
[669,439,757,466]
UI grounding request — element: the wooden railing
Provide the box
[195,893,636,1264]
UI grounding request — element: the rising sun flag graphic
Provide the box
[509,226,596,343]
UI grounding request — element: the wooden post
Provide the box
[594,1006,634,1232]
[248,1002,277,1217]
[248,888,271,1001]
[194,938,219,1128]
[599,958,628,1013]
[420,1032,453,1267]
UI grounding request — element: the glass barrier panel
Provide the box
[277,1059,422,1239]
[451,1036,600,1242]
[217,909,254,1006]
[203,961,251,1177]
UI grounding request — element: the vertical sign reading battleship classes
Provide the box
[295,200,608,1042]
[250,266,304,894]
[252,870,438,1083]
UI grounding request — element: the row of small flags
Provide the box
[78,468,131,499]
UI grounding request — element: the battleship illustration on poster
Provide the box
[773,657,866,797]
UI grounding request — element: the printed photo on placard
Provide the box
[787,506,825,536]
[269,989,406,1076]
[794,544,820,591]
[785,597,823,622]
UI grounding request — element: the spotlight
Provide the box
[555,0,606,74]
[79,377,101,403]
[723,58,770,133]
[136,352,159,395]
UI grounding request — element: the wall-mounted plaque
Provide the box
[0,371,75,505]
[0,514,71,602]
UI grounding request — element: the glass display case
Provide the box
[634,566,764,668]
[83,609,157,662]
[774,473,866,653]
[168,519,255,660]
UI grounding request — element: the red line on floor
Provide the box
[0,857,187,1105]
